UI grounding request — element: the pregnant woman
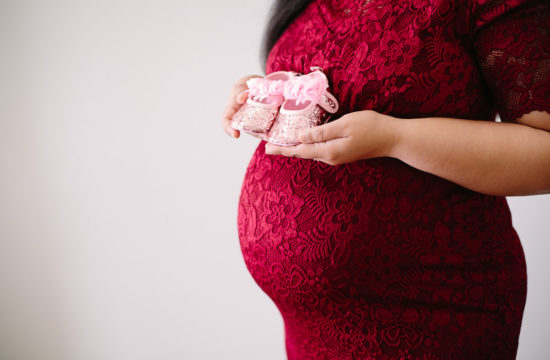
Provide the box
[222,0,550,358]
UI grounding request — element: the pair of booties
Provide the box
[230,67,339,146]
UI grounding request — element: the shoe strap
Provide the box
[319,92,339,113]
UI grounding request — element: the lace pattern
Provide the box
[237,0,548,358]
[473,0,550,122]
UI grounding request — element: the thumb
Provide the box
[298,119,344,144]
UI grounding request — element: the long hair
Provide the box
[261,0,312,69]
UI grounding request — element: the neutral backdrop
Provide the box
[1,1,549,359]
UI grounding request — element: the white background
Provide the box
[1,1,549,359]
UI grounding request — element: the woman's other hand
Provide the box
[264,110,401,165]
[222,74,263,138]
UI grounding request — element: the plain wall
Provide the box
[0,1,548,359]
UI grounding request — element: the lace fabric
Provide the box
[237,0,548,358]
[472,0,550,122]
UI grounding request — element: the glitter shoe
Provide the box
[230,71,298,138]
[265,67,339,146]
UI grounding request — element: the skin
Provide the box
[221,74,262,139]
[222,75,550,197]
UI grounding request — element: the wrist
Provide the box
[381,113,405,159]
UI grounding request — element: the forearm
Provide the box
[389,116,550,196]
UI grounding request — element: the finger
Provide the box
[220,75,261,139]
[237,74,263,87]
[231,84,249,99]
[236,91,248,104]
[265,142,324,160]
[222,120,240,138]
[223,89,248,122]
[221,96,246,137]
[232,75,261,97]
[266,138,349,165]
[298,119,347,144]
[222,101,241,121]
[221,104,241,138]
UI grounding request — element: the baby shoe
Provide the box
[230,71,298,138]
[265,67,339,146]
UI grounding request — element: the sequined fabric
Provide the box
[231,102,279,134]
[266,105,329,146]
[237,0,550,358]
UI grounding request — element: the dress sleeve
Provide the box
[471,0,550,123]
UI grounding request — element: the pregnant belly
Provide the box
[237,141,525,322]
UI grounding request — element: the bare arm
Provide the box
[265,109,550,197]
[390,111,550,196]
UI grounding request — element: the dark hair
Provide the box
[261,0,313,69]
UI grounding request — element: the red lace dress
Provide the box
[237,0,550,358]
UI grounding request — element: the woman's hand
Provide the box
[264,110,401,165]
[221,74,263,138]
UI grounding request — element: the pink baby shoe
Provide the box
[230,71,297,138]
[265,67,339,146]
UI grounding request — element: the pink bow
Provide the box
[246,78,285,101]
[283,71,328,105]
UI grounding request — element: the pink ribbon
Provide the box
[283,71,328,105]
[246,78,285,101]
